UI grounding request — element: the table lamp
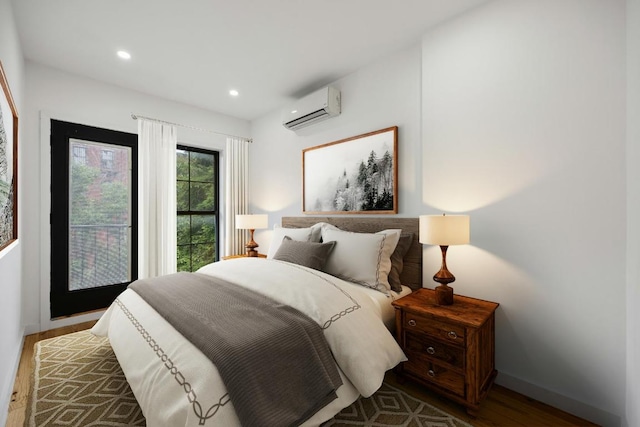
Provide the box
[236,214,269,257]
[419,214,470,305]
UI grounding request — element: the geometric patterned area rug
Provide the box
[25,330,144,426]
[324,382,473,427]
[26,330,472,427]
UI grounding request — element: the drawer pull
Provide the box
[427,369,436,377]
[426,346,435,355]
[447,331,458,340]
[408,319,417,327]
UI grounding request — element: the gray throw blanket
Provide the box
[129,272,342,427]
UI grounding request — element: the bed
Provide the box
[91,217,422,426]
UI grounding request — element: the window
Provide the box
[50,120,138,318]
[176,145,219,271]
[72,145,87,165]
[101,149,114,170]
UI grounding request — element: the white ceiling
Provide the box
[11,0,490,121]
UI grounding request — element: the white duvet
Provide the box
[92,258,407,426]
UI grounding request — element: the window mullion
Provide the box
[176,146,219,271]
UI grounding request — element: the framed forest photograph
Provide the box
[0,61,18,252]
[303,126,397,214]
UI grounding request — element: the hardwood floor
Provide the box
[6,321,97,427]
[6,322,599,427]
[384,371,599,427]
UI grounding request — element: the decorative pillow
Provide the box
[322,228,401,293]
[317,222,339,236]
[267,225,322,258]
[309,222,329,241]
[273,236,336,271]
[388,232,414,292]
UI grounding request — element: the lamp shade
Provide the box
[419,214,470,246]
[235,214,268,230]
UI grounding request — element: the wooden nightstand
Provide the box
[392,288,499,416]
[221,253,267,260]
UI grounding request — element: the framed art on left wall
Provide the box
[0,61,18,252]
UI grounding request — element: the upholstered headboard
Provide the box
[281,217,422,290]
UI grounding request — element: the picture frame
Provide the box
[303,126,398,214]
[0,61,18,252]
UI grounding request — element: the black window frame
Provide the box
[50,119,138,318]
[176,144,220,271]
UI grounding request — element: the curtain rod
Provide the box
[131,113,253,143]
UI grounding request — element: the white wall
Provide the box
[250,44,423,247]
[422,1,625,425]
[250,1,626,425]
[0,0,24,424]
[22,62,250,333]
[4,1,632,425]
[626,0,640,426]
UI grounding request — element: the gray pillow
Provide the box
[273,236,336,271]
[388,232,414,292]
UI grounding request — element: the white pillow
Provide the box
[322,228,401,293]
[266,224,323,259]
[317,222,339,236]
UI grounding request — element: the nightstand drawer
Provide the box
[404,358,465,397]
[403,313,465,346]
[405,331,464,369]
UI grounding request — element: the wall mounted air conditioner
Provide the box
[282,86,341,130]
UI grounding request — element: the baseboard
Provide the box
[496,372,620,427]
[0,330,25,427]
[23,322,40,336]
[40,310,104,333]
[25,311,103,337]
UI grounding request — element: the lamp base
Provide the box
[245,228,259,257]
[435,284,454,306]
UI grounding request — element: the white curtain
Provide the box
[225,137,250,256]
[138,119,177,278]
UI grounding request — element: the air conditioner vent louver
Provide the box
[286,110,330,129]
[282,86,340,130]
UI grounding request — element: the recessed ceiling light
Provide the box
[229,89,239,97]
[117,50,131,60]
